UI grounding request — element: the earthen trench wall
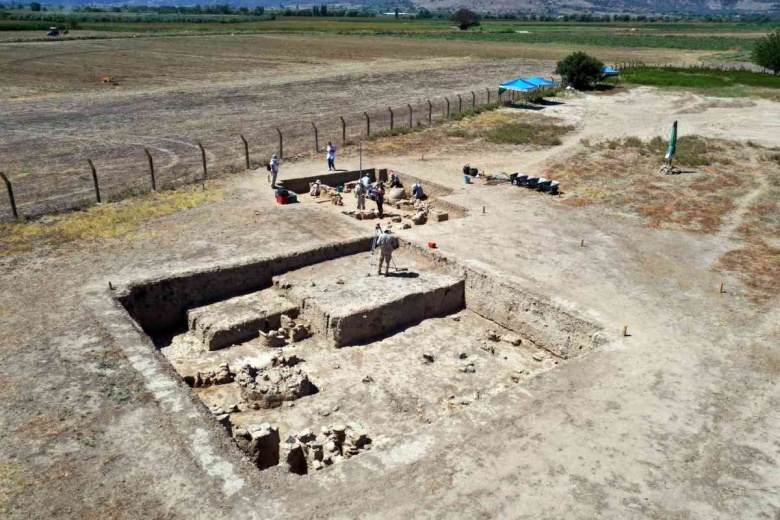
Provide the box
[117,237,605,357]
[117,237,373,333]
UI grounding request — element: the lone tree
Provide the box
[752,30,780,76]
[452,8,480,31]
[555,51,604,90]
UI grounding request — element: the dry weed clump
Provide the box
[717,157,780,301]
[718,243,780,301]
[364,109,572,156]
[0,185,223,256]
[548,136,754,233]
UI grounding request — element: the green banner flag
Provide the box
[664,120,678,164]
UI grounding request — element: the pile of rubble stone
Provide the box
[193,362,234,388]
[281,423,371,474]
[260,314,311,348]
[237,351,313,409]
[341,198,448,227]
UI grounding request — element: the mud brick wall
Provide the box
[399,241,606,359]
[117,237,373,334]
[279,168,388,194]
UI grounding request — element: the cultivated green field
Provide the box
[0,13,777,54]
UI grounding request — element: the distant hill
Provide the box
[31,0,780,14]
[418,0,780,13]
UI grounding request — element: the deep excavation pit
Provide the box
[116,237,606,476]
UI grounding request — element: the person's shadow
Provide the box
[384,271,419,278]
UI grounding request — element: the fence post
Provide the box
[427,100,432,124]
[445,97,450,118]
[276,128,283,159]
[0,172,18,220]
[407,104,413,127]
[471,91,475,109]
[457,95,462,114]
[311,122,319,153]
[486,87,490,104]
[198,142,207,183]
[240,134,249,170]
[364,111,370,137]
[87,159,101,204]
[388,107,394,130]
[144,148,156,191]
[339,116,346,146]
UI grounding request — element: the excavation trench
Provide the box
[115,237,606,475]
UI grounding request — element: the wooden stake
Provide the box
[622,325,628,337]
[144,148,156,191]
[719,282,724,294]
[87,159,101,204]
[0,171,18,220]
[240,134,249,170]
[198,142,207,184]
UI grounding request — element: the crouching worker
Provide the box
[388,171,402,188]
[375,228,399,276]
[310,180,322,197]
[411,182,426,200]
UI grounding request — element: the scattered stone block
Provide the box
[236,423,280,470]
[411,212,427,225]
[459,361,475,373]
[480,343,496,355]
[503,334,522,346]
[422,352,435,363]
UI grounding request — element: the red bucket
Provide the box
[428,242,437,249]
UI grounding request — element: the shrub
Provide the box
[752,30,780,76]
[451,8,479,31]
[555,51,604,90]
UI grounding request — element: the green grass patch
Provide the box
[485,121,573,146]
[598,134,718,167]
[400,31,757,52]
[449,102,501,121]
[619,66,780,89]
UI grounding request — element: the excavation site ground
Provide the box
[1,30,780,520]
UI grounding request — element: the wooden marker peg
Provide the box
[622,325,628,337]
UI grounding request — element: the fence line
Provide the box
[612,61,770,74]
[1,85,513,221]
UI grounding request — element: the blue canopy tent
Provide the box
[524,77,557,88]
[602,66,620,78]
[498,78,538,94]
